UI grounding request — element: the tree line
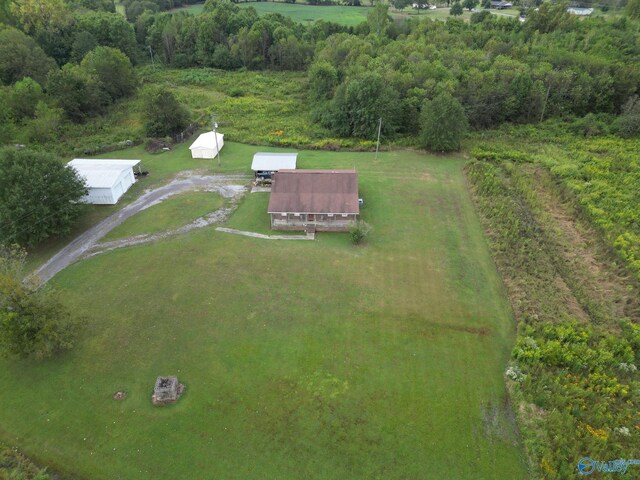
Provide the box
[4,0,640,151]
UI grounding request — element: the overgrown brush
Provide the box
[466,159,640,479]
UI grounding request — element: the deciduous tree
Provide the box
[9,0,71,34]
[47,64,108,121]
[141,85,190,137]
[326,72,402,138]
[367,2,391,37]
[70,31,99,63]
[308,61,338,102]
[450,2,464,15]
[0,148,87,247]
[420,93,468,151]
[75,11,138,62]
[0,27,57,86]
[462,0,478,11]
[390,0,412,10]
[81,46,137,101]
[9,77,44,121]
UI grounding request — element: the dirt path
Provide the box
[33,172,249,284]
[215,227,314,240]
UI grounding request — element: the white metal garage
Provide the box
[67,159,141,205]
[189,131,225,159]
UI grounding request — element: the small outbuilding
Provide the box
[268,169,359,232]
[67,158,141,205]
[251,152,297,180]
[567,7,593,15]
[189,131,225,159]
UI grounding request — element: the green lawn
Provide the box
[102,191,226,242]
[6,146,527,479]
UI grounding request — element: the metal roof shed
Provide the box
[189,131,225,159]
[67,159,141,205]
[251,153,297,178]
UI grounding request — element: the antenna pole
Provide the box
[212,114,221,167]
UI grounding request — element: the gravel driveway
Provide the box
[33,172,249,284]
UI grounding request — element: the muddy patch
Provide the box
[480,397,521,446]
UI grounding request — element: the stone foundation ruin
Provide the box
[152,376,185,405]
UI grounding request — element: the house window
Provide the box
[328,214,334,217]
[294,213,300,217]
[341,214,348,218]
[281,213,286,217]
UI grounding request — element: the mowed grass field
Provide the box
[1,142,527,479]
[172,1,373,25]
[171,1,516,24]
[238,2,372,25]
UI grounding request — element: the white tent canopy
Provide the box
[189,131,224,158]
[251,153,297,173]
[68,159,141,205]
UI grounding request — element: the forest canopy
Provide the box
[1,0,639,149]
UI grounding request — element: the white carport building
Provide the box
[251,152,297,179]
[67,159,141,205]
[189,131,225,158]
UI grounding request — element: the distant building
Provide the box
[189,131,224,159]
[251,152,297,180]
[567,7,594,15]
[268,169,359,232]
[67,159,141,205]
[491,1,513,8]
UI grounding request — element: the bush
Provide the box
[228,87,244,97]
[0,246,82,359]
[141,85,190,137]
[0,441,50,479]
[350,220,372,245]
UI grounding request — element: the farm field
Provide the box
[1,142,527,479]
[238,2,373,26]
[172,2,374,25]
[171,1,488,24]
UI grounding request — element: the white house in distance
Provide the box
[567,7,594,15]
[189,131,225,158]
[67,159,141,205]
[251,152,297,179]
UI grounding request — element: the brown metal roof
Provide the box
[268,169,359,214]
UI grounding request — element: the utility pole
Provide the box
[212,114,221,167]
[148,46,154,67]
[375,117,382,160]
